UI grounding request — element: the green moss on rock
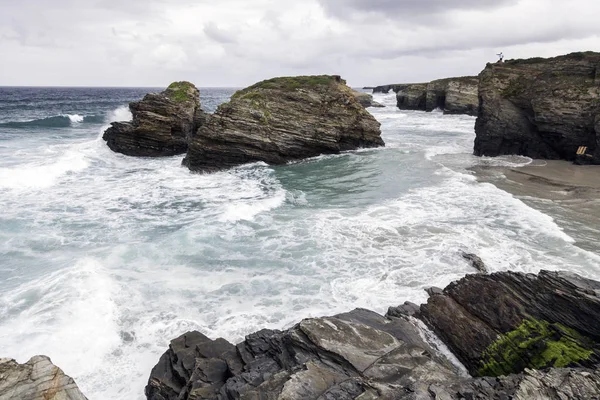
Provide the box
[479,319,594,377]
[232,75,344,100]
[166,81,196,103]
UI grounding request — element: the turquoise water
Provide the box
[1,88,599,399]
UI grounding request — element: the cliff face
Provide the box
[146,270,600,400]
[474,52,600,162]
[103,82,205,157]
[426,77,479,116]
[393,77,479,116]
[183,76,384,173]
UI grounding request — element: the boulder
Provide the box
[474,52,600,163]
[0,356,88,400]
[461,251,488,273]
[420,270,600,376]
[352,91,385,108]
[182,75,384,172]
[103,81,205,157]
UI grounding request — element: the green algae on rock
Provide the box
[479,319,595,377]
[183,75,384,173]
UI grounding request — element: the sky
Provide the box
[1,0,598,87]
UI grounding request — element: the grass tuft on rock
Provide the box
[479,318,595,377]
[166,81,196,103]
[232,75,344,100]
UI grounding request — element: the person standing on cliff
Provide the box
[497,52,504,62]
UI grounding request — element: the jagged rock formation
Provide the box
[0,356,88,400]
[474,52,600,163]
[352,91,385,108]
[103,82,205,157]
[372,84,405,94]
[146,270,600,399]
[420,270,600,376]
[183,76,384,173]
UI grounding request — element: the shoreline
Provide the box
[472,160,600,254]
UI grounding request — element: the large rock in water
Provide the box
[0,356,88,400]
[146,270,600,400]
[394,78,479,116]
[182,75,384,172]
[103,82,205,157]
[474,52,600,162]
[352,90,385,108]
[425,76,479,116]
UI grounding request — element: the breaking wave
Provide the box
[0,114,106,129]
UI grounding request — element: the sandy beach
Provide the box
[473,160,600,254]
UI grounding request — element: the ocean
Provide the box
[1,87,599,399]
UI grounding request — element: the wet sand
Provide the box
[473,160,600,254]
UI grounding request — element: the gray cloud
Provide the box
[317,0,517,19]
[0,0,598,87]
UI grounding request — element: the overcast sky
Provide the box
[1,0,598,87]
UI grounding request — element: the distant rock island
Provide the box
[474,52,600,164]
[371,77,479,116]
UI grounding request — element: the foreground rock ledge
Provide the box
[182,75,384,173]
[146,270,600,399]
[0,356,87,400]
[474,51,600,163]
[103,81,205,157]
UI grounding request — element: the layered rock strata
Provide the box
[147,270,600,399]
[103,81,205,157]
[0,356,88,400]
[394,77,479,116]
[474,52,600,163]
[183,75,384,172]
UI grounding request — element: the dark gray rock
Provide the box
[461,252,488,273]
[474,52,600,163]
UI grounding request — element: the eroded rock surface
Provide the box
[103,81,205,157]
[147,271,600,399]
[183,75,384,172]
[420,270,600,376]
[393,77,479,116]
[0,356,88,400]
[474,52,600,162]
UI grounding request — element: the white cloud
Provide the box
[0,0,598,87]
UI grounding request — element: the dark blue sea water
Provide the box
[1,87,599,399]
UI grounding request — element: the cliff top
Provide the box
[232,75,346,99]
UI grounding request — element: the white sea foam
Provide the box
[2,91,600,400]
[66,114,84,123]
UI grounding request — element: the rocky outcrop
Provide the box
[391,77,479,116]
[420,270,600,376]
[352,91,385,108]
[395,83,428,110]
[474,52,600,163]
[183,75,384,172]
[103,82,205,157]
[425,77,479,116]
[372,84,405,94]
[147,270,600,399]
[0,356,88,400]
